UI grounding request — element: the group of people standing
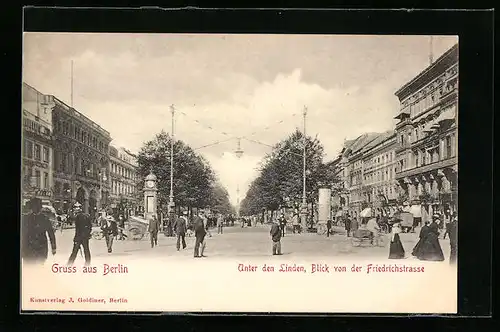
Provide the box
[21,198,93,267]
[388,212,458,264]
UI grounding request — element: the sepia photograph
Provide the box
[21,33,458,313]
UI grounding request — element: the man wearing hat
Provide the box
[101,214,118,253]
[67,202,92,266]
[21,197,57,264]
[193,210,207,257]
[148,215,160,248]
[173,211,188,251]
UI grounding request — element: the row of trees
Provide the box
[136,131,235,216]
[239,129,339,217]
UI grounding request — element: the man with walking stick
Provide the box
[67,202,92,266]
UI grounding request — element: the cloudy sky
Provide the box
[23,33,458,205]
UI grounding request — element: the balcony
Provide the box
[395,156,457,179]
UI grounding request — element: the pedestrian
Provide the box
[279,213,286,237]
[366,216,381,245]
[388,222,405,259]
[448,213,458,264]
[203,212,212,238]
[173,211,188,251]
[412,220,430,257]
[57,215,63,233]
[412,215,445,261]
[292,213,300,234]
[193,211,207,258]
[270,219,282,255]
[344,215,352,237]
[148,215,160,248]
[442,209,452,239]
[21,197,57,265]
[101,215,118,253]
[326,219,332,237]
[217,213,224,234]
[350,215,359,234]
[66,202,92,266]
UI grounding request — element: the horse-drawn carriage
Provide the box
[351,227,386,247]
[127,216,149,240]
[91,215,149,241]
[391,211,413,233]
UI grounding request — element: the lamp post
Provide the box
[300,106,308,232]
[168,105,176,227]
[99,169,107,210]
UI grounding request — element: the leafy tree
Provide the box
[240,129,339,216]
[136,131,232,213]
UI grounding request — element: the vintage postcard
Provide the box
[21,33,458,313]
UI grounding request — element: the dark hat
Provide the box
[29,197,42,210]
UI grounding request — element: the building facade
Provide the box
[331,131,399,218]
[51,97,112,219]
[360,131,398,210]
[22,83,55,207]
[394,43,458,218]
[108,146,140,215]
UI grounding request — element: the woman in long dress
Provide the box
[412,220,430,257]
[413,215,445,261]
[388,222,405,259]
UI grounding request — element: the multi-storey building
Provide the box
[360,130,398,210]
[51,97,112,219]
[342,133,380,217]
[22,83,55,207]
[108,146,140,215]
[394,43,458,218]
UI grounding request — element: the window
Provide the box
[43,172,49,189]
[43,147,49,162]
[34,144,41,161]
[35,170,41,188]
[61,153,67,172]
[24,140,33,158]
[451,134,456,157]
[445,136,452,158]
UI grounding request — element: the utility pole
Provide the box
[236,184,240,218]
[301,106,308,232]
[169,104,175,215]
[71,60,74,107]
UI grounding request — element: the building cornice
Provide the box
[395,43,458,101]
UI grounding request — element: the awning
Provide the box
[360,208,372,218]
[410,205,421,217]
[438,106,456,124]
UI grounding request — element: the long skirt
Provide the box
[388,233,405,259]
[414,233,444,261]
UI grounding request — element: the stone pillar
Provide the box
[317,188,331,234]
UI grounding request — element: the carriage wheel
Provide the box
[351,237,361,247]
[376,235,386,247]
[92,231,103,240]
[129,228,143,240]
[317,224,327,235]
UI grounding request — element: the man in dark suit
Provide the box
[270,219,282,255]
[193,211,206,258]
[173,211,188,251]
[148,215,160,248]
[67,202,92,266]
[21,198,57,265]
